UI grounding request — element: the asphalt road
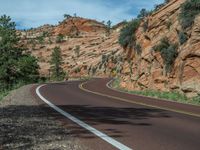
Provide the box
[35,78,200,150]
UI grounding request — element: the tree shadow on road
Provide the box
[0,104,170,149]
[60,105,170,124]
[0,104,84,150]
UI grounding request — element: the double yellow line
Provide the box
[79,81,200,118]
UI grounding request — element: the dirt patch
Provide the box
[0,84,88,150]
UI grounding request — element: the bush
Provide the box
[137,9,149,19]
[154,3,165,11]
[64,14,72,19]
[179,0,200,29]
[74,67,81,73]
[56,34,64,43]
[166,20,172,29]
[178,31,188,45]
[92,67,97,75]
[88,65,92,75]
[153,38,178,73]
[153,38,169,52]
[37,35,44,44]
[142,20,148,32]
[42,31,49,37]
[135,43,142,55]
[101,54,108,64]
[118,19,140,49]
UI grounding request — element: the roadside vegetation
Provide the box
[0,82,26,101]
[0,15,40,101]
[111,78,200,105]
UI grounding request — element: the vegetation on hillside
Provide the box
[64,14,72,19]
[179,0,200,29]
[50,46,66,80]
[153,38,178,74]
[118,19,140,50]
[56,34,64,43]
[178,31,188,45]
[137,9,149,19]
[106,20,112,36]
[74,45,80,57]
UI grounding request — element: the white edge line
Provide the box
[36,84,132,150]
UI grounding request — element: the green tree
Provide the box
[64,14,72,19]
[0,15,39,86]
[73,13,77,17]
[137,9,149,19]
[17,55,39,83]
[106,20,112,36]
[50,46,65,80]
[118,19,141,49]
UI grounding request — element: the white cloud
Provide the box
[0,0,164,29]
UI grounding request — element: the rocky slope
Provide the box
[119,0,200,97]
[20,17,123,77]
[20,0,200,97]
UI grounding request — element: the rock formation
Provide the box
[20,0,200,97]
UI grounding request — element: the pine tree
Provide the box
[64,14,72,19]
[50,46,65,80]
[0,15,39,86]
[106,20,112,36]
[137,9,149,19]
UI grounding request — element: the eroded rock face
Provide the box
[177,16,200,97]
[119,0,200,97]
[20,17,123,77]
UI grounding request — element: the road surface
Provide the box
[34,78,200,150]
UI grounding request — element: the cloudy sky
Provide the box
[0,0,164,29]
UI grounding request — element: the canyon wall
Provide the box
[120,0,200,97]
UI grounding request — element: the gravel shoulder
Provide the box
[0,84,87,150]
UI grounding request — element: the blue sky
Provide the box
[0,0,164,29]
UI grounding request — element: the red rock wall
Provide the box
[120,0,200,97]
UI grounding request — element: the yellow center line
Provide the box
[79,81,200,118]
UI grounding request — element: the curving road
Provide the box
[34,78,200,150]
